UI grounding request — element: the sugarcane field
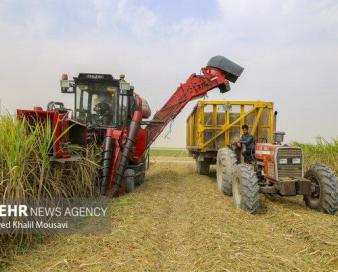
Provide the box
[0,1,337,272]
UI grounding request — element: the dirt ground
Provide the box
[5,158,338,272]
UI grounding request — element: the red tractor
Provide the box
[216,132,338,214]
[17,56,244,197]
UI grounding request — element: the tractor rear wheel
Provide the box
[196,160,210,175]
[232,164,260,213]
[216,147,237,195]
[304,164,337,214]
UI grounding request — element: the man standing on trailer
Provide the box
[236,124,255,162]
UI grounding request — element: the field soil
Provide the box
[5,157,338,272]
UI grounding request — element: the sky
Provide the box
[0,0,337,147]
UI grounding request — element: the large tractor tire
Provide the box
[304,164,337,214]
[196,160,210,175]
[216,147,237,195]
[232,164,260,213]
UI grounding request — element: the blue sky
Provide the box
[0,0,219,38]
[0,0,338,146]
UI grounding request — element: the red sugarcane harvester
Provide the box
[17,56,244,196]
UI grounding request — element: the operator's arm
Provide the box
[240,134,255,149]
[237,135,247,148]
[239,135,249,144]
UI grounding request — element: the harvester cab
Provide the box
[60,73,135,129]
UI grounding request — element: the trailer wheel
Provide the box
[216,148,237,195]
[232,164,260,213]
[196,160,210,175]
[304,164,337,214]
[125,169,135,193]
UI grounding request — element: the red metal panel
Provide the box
[133,128,146,161]
[256,143,278,180]
[17,109,72,159]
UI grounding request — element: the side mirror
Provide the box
[60,79,75,93]
[120,82,134,96]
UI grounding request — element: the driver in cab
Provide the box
[93,94,113,125]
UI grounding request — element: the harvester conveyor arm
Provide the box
[101,56,243,196]
[145,56,244,148]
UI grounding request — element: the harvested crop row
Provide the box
[4,161,338,272]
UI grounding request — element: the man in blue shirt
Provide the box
[236,124,255,162]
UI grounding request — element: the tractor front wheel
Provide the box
[232,164,260,213]
[304,164,337,214]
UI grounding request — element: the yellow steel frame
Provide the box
[186,101,274,152]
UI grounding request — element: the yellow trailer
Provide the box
[186,100,276,174]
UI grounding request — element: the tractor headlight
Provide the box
[292,158,301,164]
[279,158,288,164]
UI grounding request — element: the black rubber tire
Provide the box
[216,147,237,195]
[304,164,337,214]
[137,173,145,185]
[125,169,135,193]
[135,162,146,186]
[232,164,260,213]
[196,160,210,175]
